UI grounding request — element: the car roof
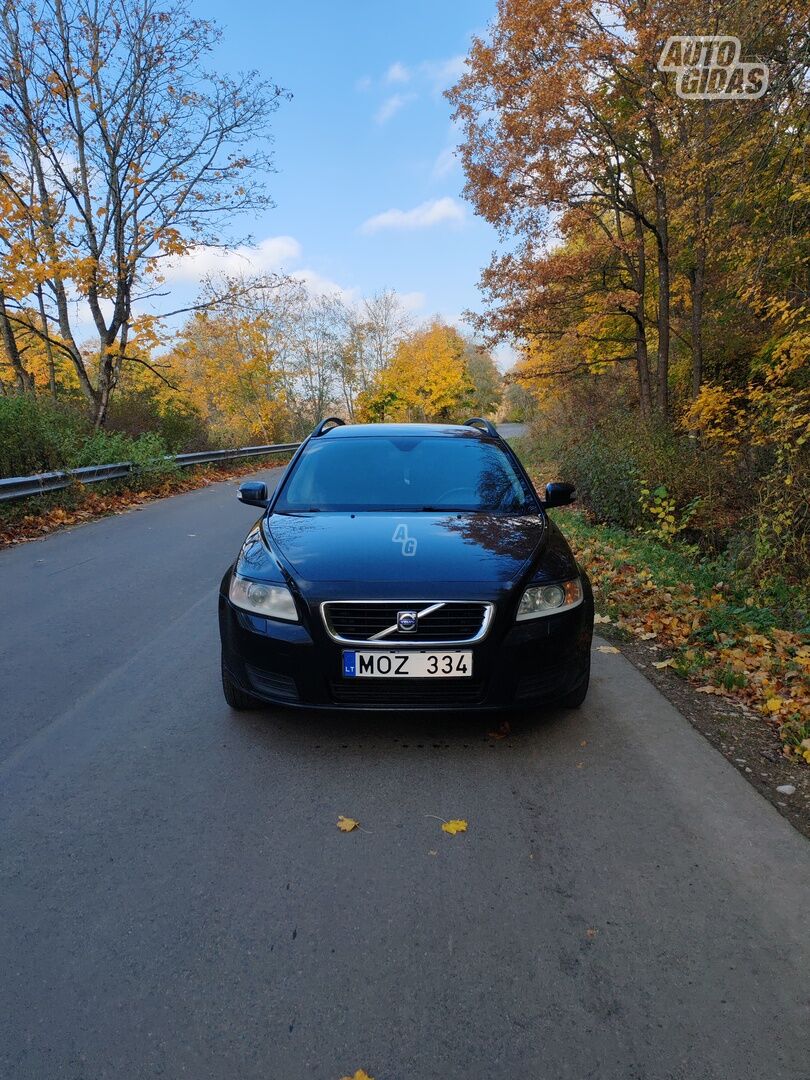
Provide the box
[317,423,494,439]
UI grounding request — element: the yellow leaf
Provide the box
[764,697,783,713]
[340,1071,374,1080]
[441,819,468,835]
[652,658,676,669]
[337,815,359,832]
[597,645,620,654]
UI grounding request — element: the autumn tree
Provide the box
[170,277,289,443]
[0,0,286,426]
[358,322,474,422]
[463,339,503,416]
[448,0,808,418]
[448,0,674,416]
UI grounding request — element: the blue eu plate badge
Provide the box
[342,651,357,678]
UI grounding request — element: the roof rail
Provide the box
[464,417,499,438]
[311,417,346,438]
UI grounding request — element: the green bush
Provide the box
[0,395,178,480]
[560,431,643,528]
[0,396,89,476]
[68,429,176,480]
[530,410,738,541]
[105,388,212,452]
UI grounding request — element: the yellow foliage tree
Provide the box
[170,309,289,444]
[357,322,474,422]
[684,293,810,573]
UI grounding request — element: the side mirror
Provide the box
[238,481,269,508]
[542,482,576,509]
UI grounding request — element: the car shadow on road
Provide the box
[228,700,576,754]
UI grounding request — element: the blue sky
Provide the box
[171,0,512,362]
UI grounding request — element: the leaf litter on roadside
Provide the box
[548,510,810,763]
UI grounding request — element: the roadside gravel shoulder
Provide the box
[606,633,810,840]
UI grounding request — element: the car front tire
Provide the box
[556,658,590,708]
[221,656,263,711]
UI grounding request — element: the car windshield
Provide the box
[274,435,536,514]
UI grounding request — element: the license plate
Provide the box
[342,650,473,679]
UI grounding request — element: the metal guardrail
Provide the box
[0,443,300,503]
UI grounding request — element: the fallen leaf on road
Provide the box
[441,819,468,835]
[337,816,359,832]
[597,645,620,654]
[652,658,676,669]
[585,927,598,940]
[341,1071,374,1080]
[487,719,511,739]
[696,685,721,695]
[428,849,438,856]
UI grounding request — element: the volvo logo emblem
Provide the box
[397,610,418,633]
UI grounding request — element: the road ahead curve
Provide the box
[1,469,808,1079]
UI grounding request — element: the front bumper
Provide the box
[219,579,594,712]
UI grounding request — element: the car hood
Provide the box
[265,511,546,588]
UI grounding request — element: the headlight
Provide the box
[229,574,298,622]
[516,578,583,620]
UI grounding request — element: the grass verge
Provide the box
[555,507,809,764]
[510,434,809,764]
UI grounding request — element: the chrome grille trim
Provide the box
[320,600,495,646]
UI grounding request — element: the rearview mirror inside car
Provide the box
[542,482,576,509]
[238,481,269,508]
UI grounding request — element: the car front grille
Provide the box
[321,600,493,644]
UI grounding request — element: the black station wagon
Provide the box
[219,418,594,711]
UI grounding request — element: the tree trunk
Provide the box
[0,290,35,394]
[645,96,671,417]
[633,217,653,421]
[689,180,712,401]
[655,219,670,416]
[689,261,704,399]
[35,284,58,400]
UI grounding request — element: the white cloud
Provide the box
[289,268,358,305]
[161,235,357,305]
[385,61,411,84]
[360,197,466,235]
[163,235,302,283]
[374,92,415,125]
[397,290,426,312]
[432,146,458,179]
[493,341,518,372]
[422,55,466,90]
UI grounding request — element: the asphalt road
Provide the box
[492,421,527,440]
[1,467,808,1080]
